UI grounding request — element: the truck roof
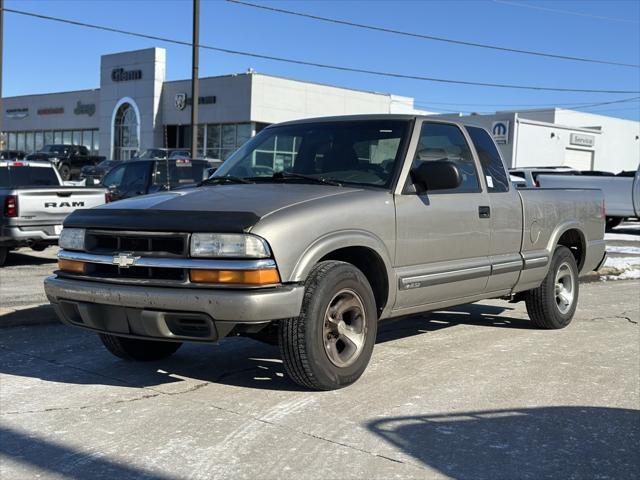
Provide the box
[271,113,470,128]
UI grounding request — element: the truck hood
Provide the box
[63,183,362,232]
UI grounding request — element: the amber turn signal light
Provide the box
[190,268,280,285]
[58,259,87,274]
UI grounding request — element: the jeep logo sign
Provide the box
[111,68,143,82]
[44,201,85,208]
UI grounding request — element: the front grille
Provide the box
[85,230,188,257]
[87,263,186,281]
[73,230,190,284]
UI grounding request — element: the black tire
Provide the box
[99,333,182,361]
[31,243,47,252]
[279,260,378,390]
[58,164,71,181]
[525,246,579,329]
[605,217,624,231]
[0,247,7,267]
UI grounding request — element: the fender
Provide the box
[290,229,397,319]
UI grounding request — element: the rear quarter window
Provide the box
[466,126,509,193]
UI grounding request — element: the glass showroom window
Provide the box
[44,131,53,146]
[63,131,72,145]
[35,132,44,151]
[8,133,16,150]
[25,132,35,153]
[114,103,139,160]
[17,132,25,151]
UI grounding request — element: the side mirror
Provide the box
[411,160,462,192]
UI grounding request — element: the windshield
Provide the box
[40,145,69,155]
[214,120,411,188]
[137,149,168,159]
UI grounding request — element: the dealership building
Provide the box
[2,46,639,172]
[439,108,640,173]
[0,47,423,161]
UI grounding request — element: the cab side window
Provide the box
[466,126,509,193]
[411,123,480,193]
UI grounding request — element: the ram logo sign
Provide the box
[44,201,85,208]
[491,121,509,145]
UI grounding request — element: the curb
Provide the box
[0,304,61,328]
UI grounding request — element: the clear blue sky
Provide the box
[3,0,640,120]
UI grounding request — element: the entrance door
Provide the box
[564,148,593,170]
[394,121,491,311]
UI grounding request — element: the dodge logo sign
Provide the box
[112,252,140,269]
[175,92,187,111]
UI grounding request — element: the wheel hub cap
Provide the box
[323,288,367,368]
[554,262,575,314]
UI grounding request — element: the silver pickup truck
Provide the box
[44,115,606,390]
[0,160,106,265]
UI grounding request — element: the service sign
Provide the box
[5,108,29,119]
[491,121,509,145]
[570,133,595,148]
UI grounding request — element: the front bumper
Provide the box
[44,275,304,342]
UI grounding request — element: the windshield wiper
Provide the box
[198,175,253,186]
[272,171,342,187]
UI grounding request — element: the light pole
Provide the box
[190,0,200,159]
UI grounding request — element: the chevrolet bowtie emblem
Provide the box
[112,252,140,268]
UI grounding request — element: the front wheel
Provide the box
[279,261,378,390]
[99,334,182,361]
[525,246,579,329]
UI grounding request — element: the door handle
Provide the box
[479,206,491,218]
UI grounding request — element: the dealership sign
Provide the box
[111,67,143,82]
[74,101,96,116]
[37,107,64,115]
[491,121,509,145]
[570,133,595,148]
[5,108,29,119]
[175,92,217,110]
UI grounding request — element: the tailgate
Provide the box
[17,188,106,224]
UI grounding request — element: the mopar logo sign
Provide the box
[492,121,509,145]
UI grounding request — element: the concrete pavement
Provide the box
[1,280,638,479]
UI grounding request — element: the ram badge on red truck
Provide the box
[44,115,606,390]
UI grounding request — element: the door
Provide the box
[102,162,151,201]
[466,125,524,293]
[394,121,491,311]
[564,148,593,170]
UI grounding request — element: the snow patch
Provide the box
[606,245,640,255]
[605,233,640,242]
[599,256,640,281]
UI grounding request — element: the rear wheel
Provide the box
[279,260,378,390]
[31,243,47,252]
[58,164,71,181]
[99,334,182,361]
[525,246,579,329]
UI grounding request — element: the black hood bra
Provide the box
[63,208,261,233]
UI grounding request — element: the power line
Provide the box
[412,96,640,115]
[404,97,640,108]
[494,0,640,25]
[227,0,639,68]
[4,7,640,94]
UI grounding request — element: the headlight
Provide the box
[50,157,60,164]
[190,233,271,258]
[59,228,85,250]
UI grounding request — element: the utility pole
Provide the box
[0,0,4,136]
[190,0,200,159]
